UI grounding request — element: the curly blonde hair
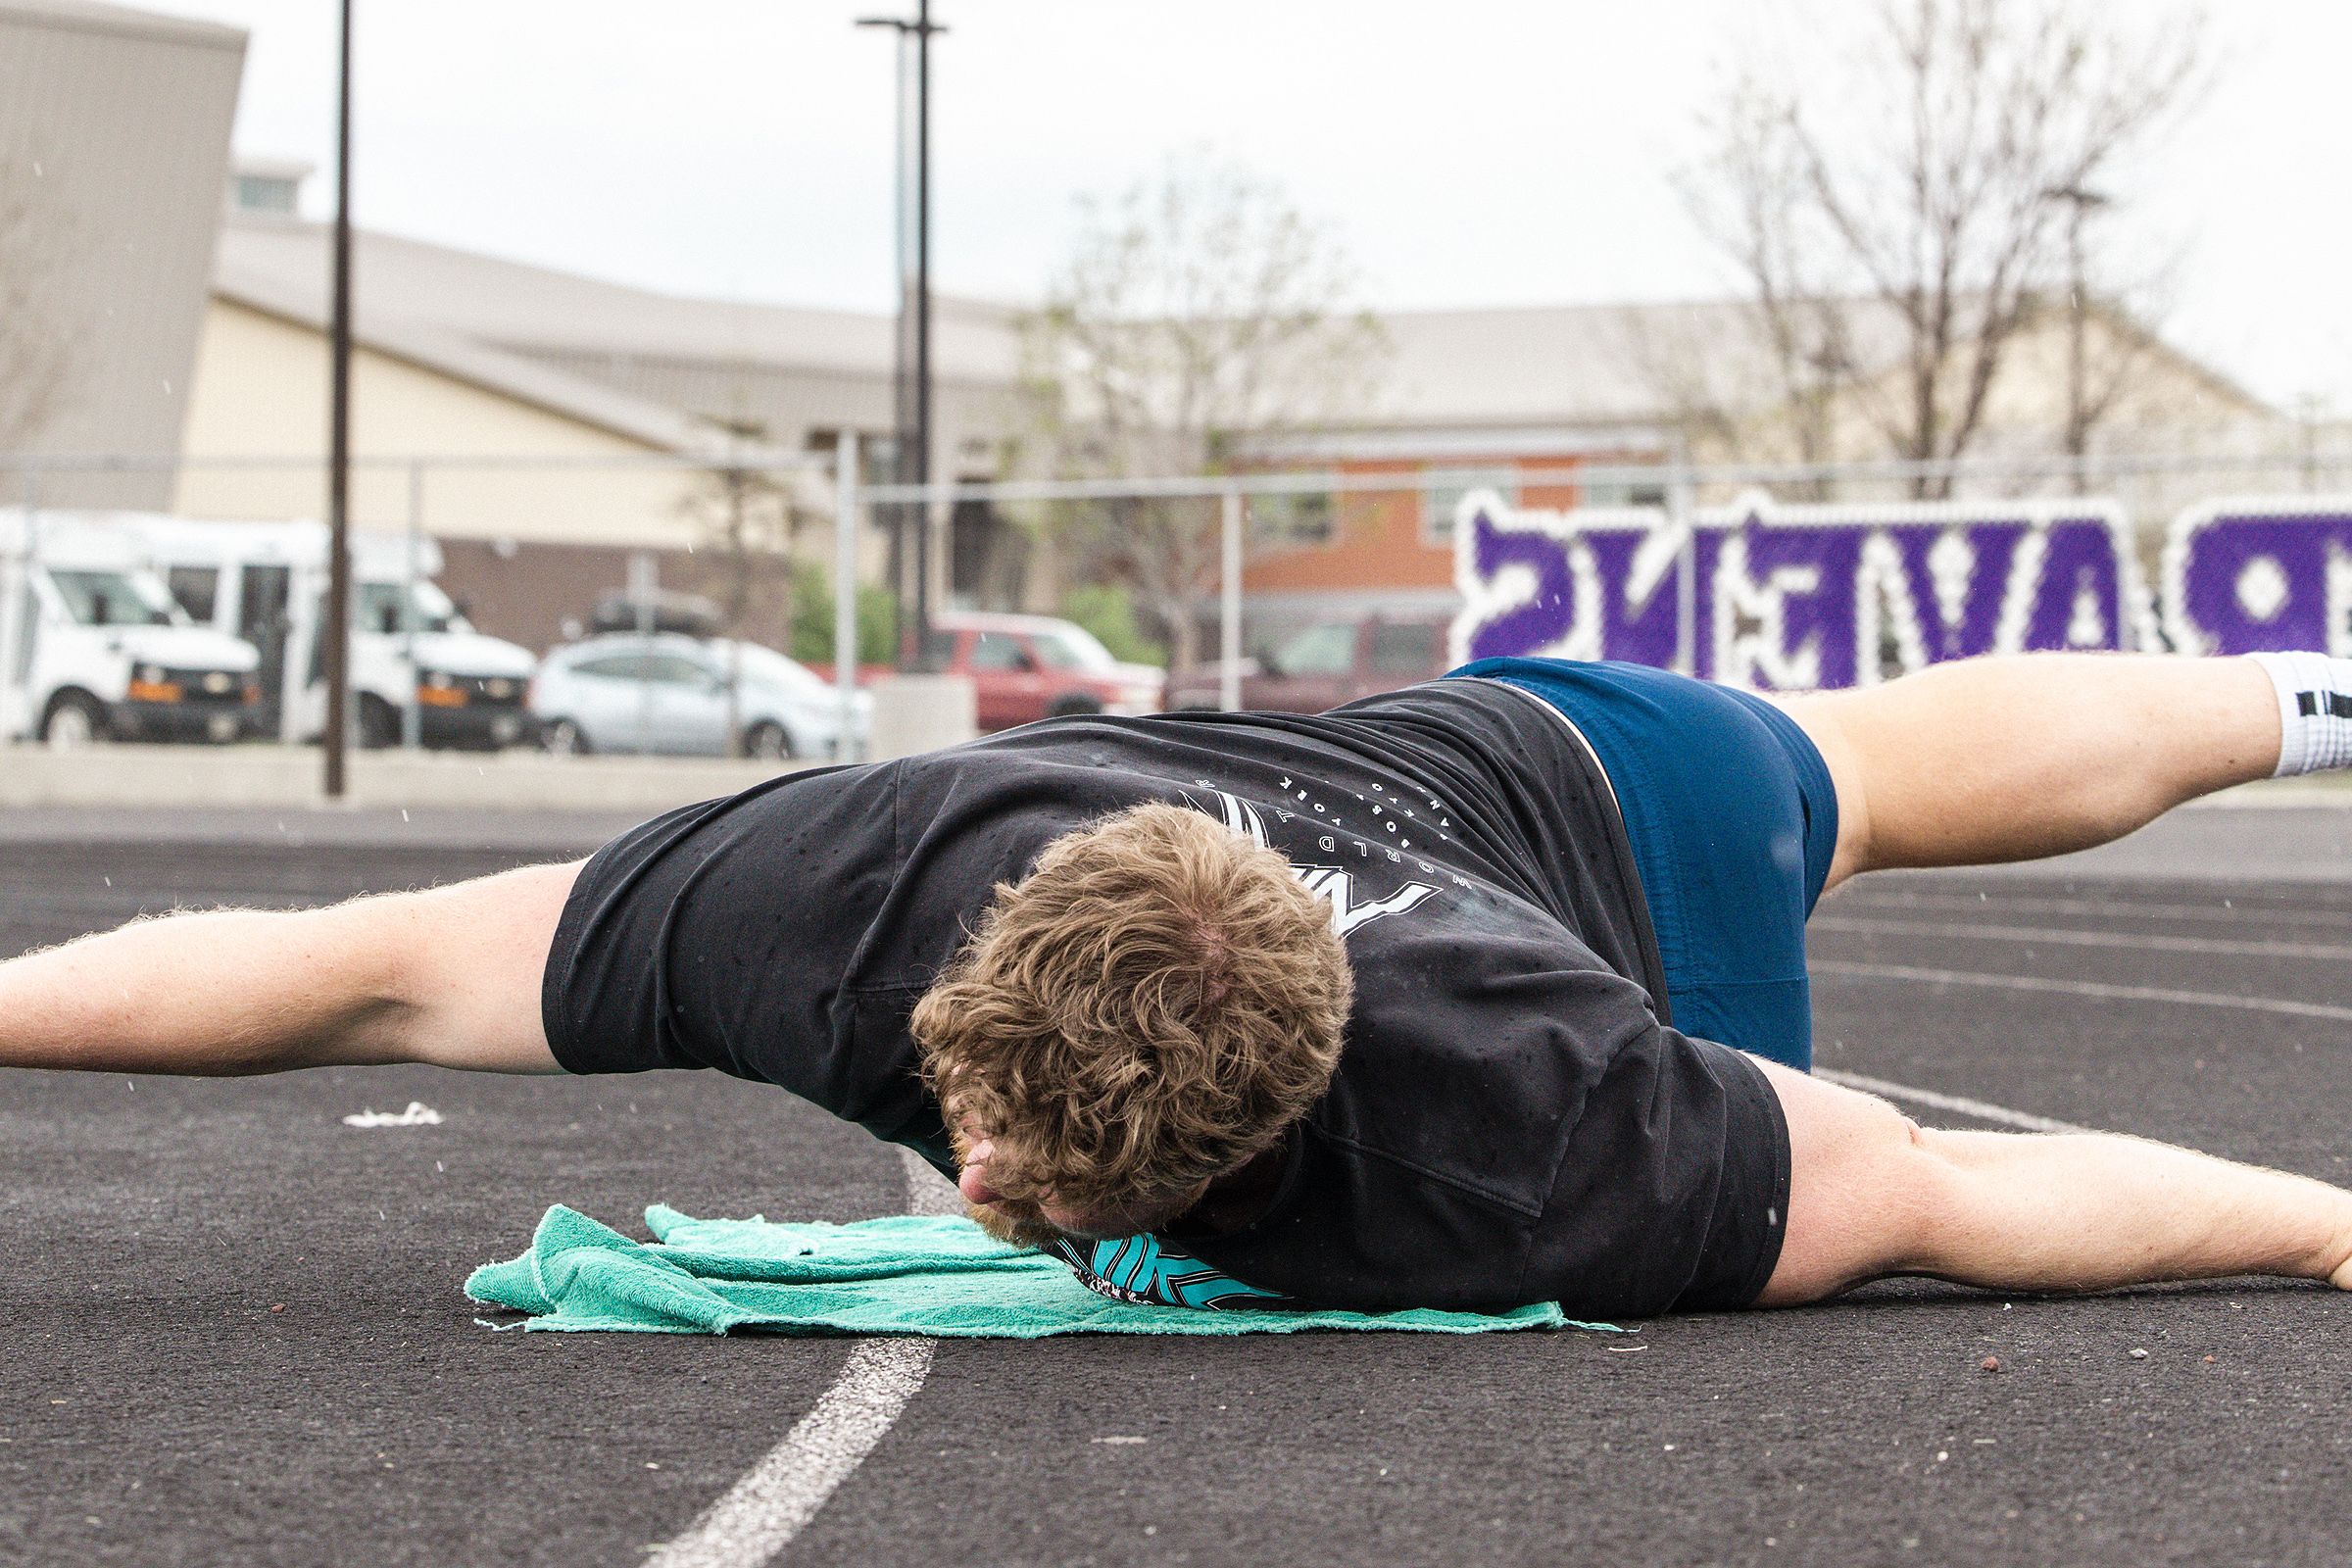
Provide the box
[911,802,1350,1229]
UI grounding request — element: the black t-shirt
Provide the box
[542,679,1790,1318]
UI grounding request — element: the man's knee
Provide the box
[1763,693,1877,890]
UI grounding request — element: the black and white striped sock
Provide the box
[2251,650,2352,776]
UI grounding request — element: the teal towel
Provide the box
[465,1205,1601,1337]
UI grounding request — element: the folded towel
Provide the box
[466,1205,1604,1338]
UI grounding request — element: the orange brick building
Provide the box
[1217,305,1699,641]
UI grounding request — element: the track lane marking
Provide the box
[642,1150,961,1568]
[1813,1068,2090,1134]
[1811,958,2352,1024]
[1811,915,2352,961]
[1829,891,2352,928]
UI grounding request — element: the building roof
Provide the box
[0,0,244,50]
[212,210,2276,461]
[1368,301,1726,429]
[215,216,1023,386]
[213,219,745,455]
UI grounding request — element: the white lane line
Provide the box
[1810,958,2352,1025]
[642,1149,961,1568]
[1830,891,2352,928]
[1811,915,2352,962]
[1814,1068,2091,1134]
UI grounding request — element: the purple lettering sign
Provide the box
[1451,490,2149,690]
[2163,503,2352,656]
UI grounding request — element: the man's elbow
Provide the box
[1754,1068,1967,1306]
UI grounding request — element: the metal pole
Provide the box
[322,0,355,797]
[401,461,421,748]
[858,8,944,666]
[5,466,40,742]
[2066,200,2088,496]
[911,0,933,657]
[1670,438,1697,677]
[1219,487,1242,711]
[835,430,860,760]
[628,550,657,749]
[887,25,911,666]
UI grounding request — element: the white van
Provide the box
[131,517,539,750]
[0,510,264,746]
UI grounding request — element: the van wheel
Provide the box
[742,721,794,760]
[543,718,589,757]
[1047,693,1103,718]
[356,695,401,750]
[40,692,107,749]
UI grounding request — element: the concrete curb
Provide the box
[0,743,813,813]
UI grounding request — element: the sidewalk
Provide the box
[0,743,808,815]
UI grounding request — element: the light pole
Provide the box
[857,3,942,665]
[323,0,356,796]
[2043,183,2109,495]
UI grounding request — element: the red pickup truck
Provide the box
[918,611,1166,732]
[1164,612,1452,713]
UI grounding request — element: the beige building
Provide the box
[180,193,1032,647]
[0,0,243,508]
[176,172,2288,650]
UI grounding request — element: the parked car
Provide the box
[531,632,870,760]
[1164,612,1451,713]
[917,611,1164,731]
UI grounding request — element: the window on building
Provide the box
[166,566,220,624]
[1266,620,1357,677]
[1368,620,1440,674]
[232,174,299,217]
[1251,489,1336,548]
[1422,466,1520,544]
[804,427,900,487]
[1582,479,1670,509]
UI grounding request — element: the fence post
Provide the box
[835,431,860,760]
[402,462,423,749]
[1219,486,1242,711]
[2,465,39,743]
[1670,441,1697,678]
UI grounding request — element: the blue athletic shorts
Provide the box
[1445,659,1838,1072]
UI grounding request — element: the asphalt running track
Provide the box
[1,803,2348,1568]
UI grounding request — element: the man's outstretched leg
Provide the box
[1758,1058,2352,1303]
[1759,650,2352,1301]
[1778,652,2314,890]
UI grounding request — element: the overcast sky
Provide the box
[149,0,2352,412]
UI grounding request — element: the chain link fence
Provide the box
[6,441,2352,760]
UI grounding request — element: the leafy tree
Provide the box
[1058,582,1165,667]
[789,563,900,668]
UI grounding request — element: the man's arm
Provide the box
[0,861,581,1077]
[1755,1058,2352,1304]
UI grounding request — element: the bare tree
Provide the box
[1016,154,1387,671]
[1658,77,1860,489]
[0,148,77,466]
[1677,0,2204,496]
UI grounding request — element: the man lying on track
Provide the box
[6,652,2352,1318]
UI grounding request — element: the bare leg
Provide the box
[1774,653,2280,892]
[1758,1061,2352,1304]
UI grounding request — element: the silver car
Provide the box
[531,633,869,760]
